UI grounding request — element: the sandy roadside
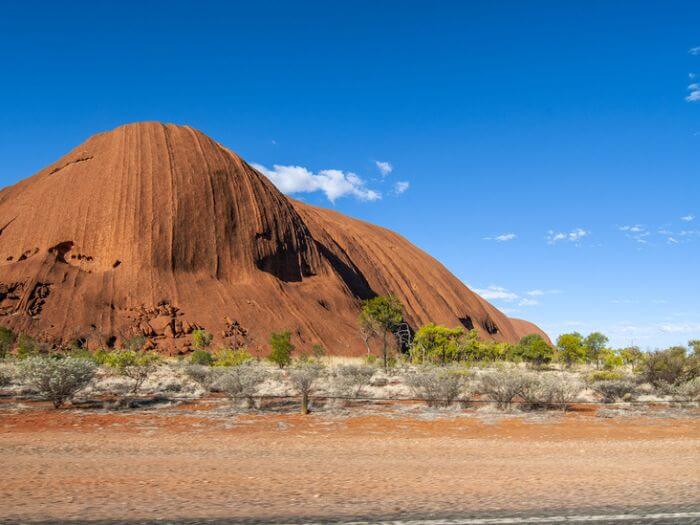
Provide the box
[1,401,699,522]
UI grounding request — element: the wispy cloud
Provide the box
[546,228,589,244]
[473,285,519,302]
[658,322,700,334]
[484,233,516,242]
[526,289,562,297]
[375,160,393,177]
[686,83,700,102]
[619,224,650,244]
[253,163,381,203]
[393,181,410,195]
[518,298,539,306]
[681,214,695,222]
[690,46,700,55]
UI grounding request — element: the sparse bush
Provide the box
[670,377,700,402]
[268,331,294,369]
[104,350,160,393]
[189,349,215,366]
[0,326,17,358]
[592,379,636,403]
[213,347,253,367]
[288,362,324,414]
[333,364,375,398]
[0,363,15,386]
[404,366,466,407]
[184,364,218,391]
[478,368,528,409]
[16,334,40,359]
[519,373,581,411]
[218,363,269,407]
[643,347,696,387]
[18,357,96,408]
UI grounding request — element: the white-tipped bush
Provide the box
[404,366,466,407]
[0,363,14,387]
[670,377,700,402]
[184,364,218,391]
[288,362,325,414]
[333,364,375,398]
[18,357,96,408]
[519,373,581,411]
[218,363,269,407]
[592,379,636,403]
[478,368,528,409]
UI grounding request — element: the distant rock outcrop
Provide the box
[0,122,549,354]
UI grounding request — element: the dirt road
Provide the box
[1,400,698,523]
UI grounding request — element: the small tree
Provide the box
[105,350,160,393]
[0,326,17,359]
[556,332,586,368]
[288,362,324,414]
[517,334,555,369]
[268,331,294,369]
[359,295,403,371]
[218,363,269,408]
[192,329,213,351]
[19,357,96,408]
[410,323,463,364]
[333,364,375,398]
[583,332,609,368]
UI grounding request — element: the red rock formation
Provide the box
[0,122,549,354]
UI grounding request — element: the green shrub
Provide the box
[268,331,294,369]
[643,347,696,387]
[18,357,96,408]
[192,330,213,351]
[0,326,17,358]
[516,334,555,368]
[189,349,215,366]
[670,377,700,402]
[213,347,253,367]
[16,334,40,359]
[104,349,160,393]
[588,369,626,382]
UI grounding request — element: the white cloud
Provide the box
[619,224,650,244]
[393,181,410,194]
[518,298,539,306]
[667,237,679,244]
[546,228,589,244]
[484,233,516,242]
[473,285,519,302]
[691,73,697,79]
[690,47,700,55]
[253,163,381,203]
[619,224,646,233]
[681,214,694,222]
[375,160,393,176]
[526,289,562,296]
[686,83,700,102]
[659,322,700,334]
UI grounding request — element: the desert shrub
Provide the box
[404,366,466,407]
[218,363,269,407]
[0,326,17,358]
[478,368,528,409]
[519,373,581,411]
[213,347,253,367]
[16,334,40,359]
[588,369,626,383]
[642,347,695,387]
[18,357,96,408]
[288,362,324,414]
[333,364,375,398]
[104,349,160,393]
[268,331,294,369]
[670,377,700,402]
[92,348,111,366]
[592,379,636,403]
[189,349,215,366]
[191,329,213,351]
[516,334,555,369]
[0,363,15,386]
[184,364,218,391]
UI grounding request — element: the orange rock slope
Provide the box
[0,122,548,354]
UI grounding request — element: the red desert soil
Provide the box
[0,122,546,355]
[1,404,698,522]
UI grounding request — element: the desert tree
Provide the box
[583,332,609,369]
[358,295,403,371]
[19,357,96,408]
[516,334,555,369]
[268,330,294,369]
[555,332,586,368]
[288,362,324,415]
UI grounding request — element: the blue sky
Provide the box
[1,1,698,349]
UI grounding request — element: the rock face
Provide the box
[0,122,548,354]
